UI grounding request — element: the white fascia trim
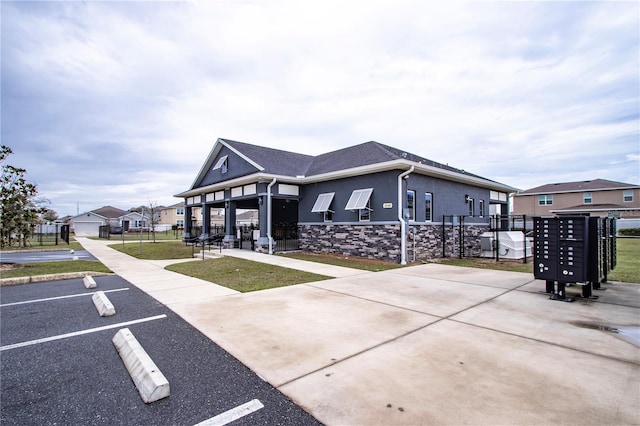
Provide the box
[175,173,298,198]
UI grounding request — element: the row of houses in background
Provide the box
[65,204,258,237]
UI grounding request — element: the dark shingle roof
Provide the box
[518,179,637,195]
[222,139,314,176]
[305,141,485,178]
[224,139,477,179]
[90,206,127,218]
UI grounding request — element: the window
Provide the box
[623,190,633,202]
[213,156,228,174]
[425,193,433,221]
[479,200,485,217]
[176,208,184,215]
[324,210,333,222]
[583,192,592,204]
[468,198,474,216]
[359,199,371,221]
[538,195,553,205]
[176,219,184,227]
[406,190,415,221]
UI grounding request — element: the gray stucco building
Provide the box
[176,138,516,263]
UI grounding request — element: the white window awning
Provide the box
[312,192,335,213]
[213,155,228,170]
[345,188,373,210]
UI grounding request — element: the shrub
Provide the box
[619,228,640,237]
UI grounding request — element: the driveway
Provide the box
[169,263,640,425]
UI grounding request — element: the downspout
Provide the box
[267,178,277,255]
[398,166,415,265]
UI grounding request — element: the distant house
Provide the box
[159,202,186,228]
[176,138,515,263]
[159,202,224,229]
[512,179,640,219]
[68,206,127,237]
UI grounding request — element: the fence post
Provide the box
[458,216,463,259]
[441,215,446,258]
[523,215,528,264]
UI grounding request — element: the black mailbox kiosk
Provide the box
[533,216,616,302]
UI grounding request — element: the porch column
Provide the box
[202,202,210,235]
[256,194,270,249]
[184,205,193,238]
[223,200,237,248]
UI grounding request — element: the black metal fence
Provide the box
[441,215,531,263]
[30,224,70,246]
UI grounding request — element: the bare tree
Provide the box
[147,200,160,243]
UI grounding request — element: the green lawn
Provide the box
[108,240,204,259]
[608,238,640,283]
[0,260,112,280]
[166,257,331,292]
[437,238,638,283]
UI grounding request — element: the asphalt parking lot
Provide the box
[0,275,321,426]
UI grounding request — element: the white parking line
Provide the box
[0,288,130,307]
[0,314,167,351]
[194,399,264,426]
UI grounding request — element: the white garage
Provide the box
[72,220,103,237]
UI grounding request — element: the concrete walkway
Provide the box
[77,238,640,425]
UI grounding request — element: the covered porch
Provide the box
[182,182,299,253]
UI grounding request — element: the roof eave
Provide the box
[301,159,517,193]
[174,172,299,198]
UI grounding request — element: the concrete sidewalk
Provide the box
[77,238,640,425]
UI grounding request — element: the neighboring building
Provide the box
[120,211,151,231]
[512,179,640,218]
[159,202,225,229]
[68,206,128,237]
[177,138,515,263]
[159,202,187,228]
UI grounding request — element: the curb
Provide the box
[0,272,113,286]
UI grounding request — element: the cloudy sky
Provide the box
[2,1,638,217]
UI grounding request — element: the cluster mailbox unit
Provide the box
[533,216,616,302]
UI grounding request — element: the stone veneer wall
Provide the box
[298,223,490,263]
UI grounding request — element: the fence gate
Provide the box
[272,225,299,252]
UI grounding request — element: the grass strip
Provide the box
[108,240,201,260]
[0,260,112,279]
[166,257,332,292]
[279,252,404,272]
